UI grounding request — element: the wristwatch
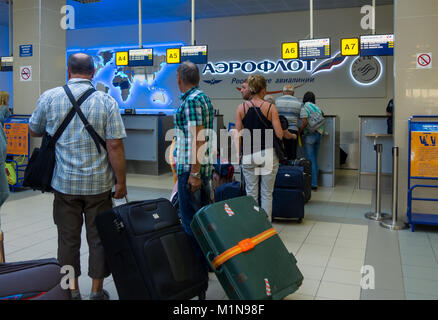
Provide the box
[190,172,201,179]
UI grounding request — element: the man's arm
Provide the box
[188,125,204,193]
[106,139,127,199]
[29,129,43,138]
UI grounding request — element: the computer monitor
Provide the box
[360,34,394,56]
[299,38,331,60]
[180,45,208,64]
[129,48,153,67]
[0,56,13,72]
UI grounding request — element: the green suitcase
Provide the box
[190,196,303,300]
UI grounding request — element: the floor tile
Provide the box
[303,234,337,247]
[322,268,362,286]
[297,243,333,257]
[327,256,365,272]
[402,264,438,281]
[404,277,438,297]
[295,252,330,267]
[316,281,361,300]
[331,246,366,260]
[296,263,325,280]
[400,253,438,268]
[284,293,314,300]
[295,278,320,297]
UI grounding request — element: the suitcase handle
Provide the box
[206,251,223,274]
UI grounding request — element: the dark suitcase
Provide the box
[96,198,208,300]
[191,196,303,300]
[292,158,312,203]
[272,188,305,222]
[0,258,71,300]
[214,181,246,202]
[274,166,304,189]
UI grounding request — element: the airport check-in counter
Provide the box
[121,112,225,176]
[122,113,174,175]
[358,115,393,191]
[297,115,340,187]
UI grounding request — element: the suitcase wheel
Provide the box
[297,218,303,224]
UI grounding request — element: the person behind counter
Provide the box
[386,98,394,134]
[234,75,283,220]
[299,91,324,191]
[0,91,11,263]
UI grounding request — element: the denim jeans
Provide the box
[304,132,321,188]
[177,172,211,271]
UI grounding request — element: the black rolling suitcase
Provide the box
[293,158,312,203]
[272,166,305,223]
[0,258,71,300]
[96,198,208,300]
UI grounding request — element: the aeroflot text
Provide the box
[202,59,314,75]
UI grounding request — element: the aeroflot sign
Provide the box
[202,59,314,75]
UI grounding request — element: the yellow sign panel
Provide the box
[410,131,438,178]
[167,48,181,64]
[115,51,129,66]
[341,38,359,56]
[282,42,298,60]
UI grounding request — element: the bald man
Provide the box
[275,84,302,160]
[29,53,127,300]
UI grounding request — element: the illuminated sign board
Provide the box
[360,34,394,56]
[115,51,129,66]
[167,48,181,64]
[128,48,153,67]
[299,38,331,60]
[0,56,13,72]
[341,38,360,56]
[181,45,208,64]
[282,42,299,60]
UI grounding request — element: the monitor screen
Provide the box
[0,56,13,72]
[180,45,208,64]
[129,48,153,67]
[299,38,331,60]
[360,34,394,56]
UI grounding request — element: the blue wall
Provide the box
[0,25,12,107]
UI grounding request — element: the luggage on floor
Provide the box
[96,198,208,300]
[0,258,71,300]
[292,158,312,203]
[214,181,246,202]
[191,196,303,300]
[274,165,304,189]
[272,165,306,222]
[272,188,305,222]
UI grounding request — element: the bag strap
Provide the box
[52,87,96,143]
[249,100,272,130]
[63,85,107,154]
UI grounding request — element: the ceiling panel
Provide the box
[0,0,394,29]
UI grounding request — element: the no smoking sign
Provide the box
[416,53,432,69]
[19,66,32,82]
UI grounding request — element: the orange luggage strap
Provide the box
[211,228,277,269]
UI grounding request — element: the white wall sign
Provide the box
[19,66,32,82]
[416,53,432,69]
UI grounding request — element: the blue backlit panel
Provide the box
[67,44,183,114]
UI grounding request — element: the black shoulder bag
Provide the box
[250,101,286,162]
[24,86,105,192]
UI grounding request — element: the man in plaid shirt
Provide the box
[29,53,127,300]
[174,61,214,271]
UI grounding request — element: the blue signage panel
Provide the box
[299,38,331,60]
[181,45,208,64]
[360,34,394,56]
[19,45,33,57]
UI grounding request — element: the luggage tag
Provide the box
[111,192,129,207]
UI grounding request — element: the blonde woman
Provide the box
[234,75,283,220]
[0,91,11,263]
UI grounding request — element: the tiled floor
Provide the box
[2,169,438,300]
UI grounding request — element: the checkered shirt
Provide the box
[29,78,127,195]
[174,86,214,177]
